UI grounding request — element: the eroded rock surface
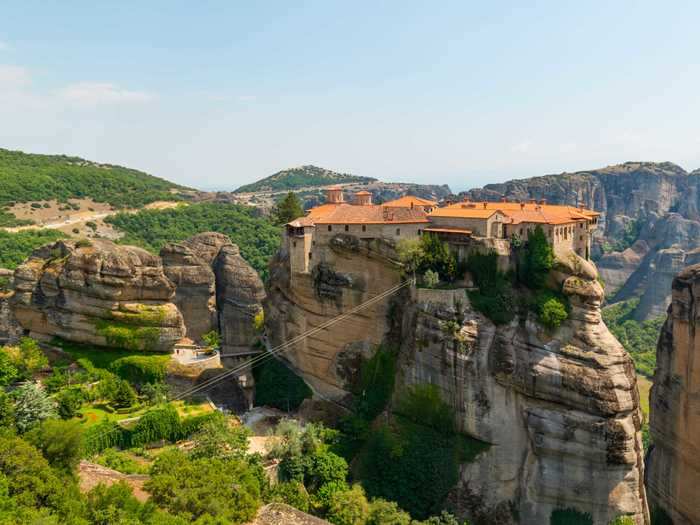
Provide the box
[397,251,648,524]
[12,239,185,351]
[646,264,700,525]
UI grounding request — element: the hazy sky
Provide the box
[1,1,699,192]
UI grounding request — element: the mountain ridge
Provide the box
[234,165,376,193]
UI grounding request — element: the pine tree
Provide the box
[274,192,304,225]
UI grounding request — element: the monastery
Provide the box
[285,187,600,274]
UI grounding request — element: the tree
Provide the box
[202,330,220,350]
[326,484,370,525]
[12,382,57,433]
[269,481,311,513]
[522,226,554,289]
[0,353,17,387]
[423,269,439,288]
[26,419,84,473]
[0,392,15,429]
[273,192,304,225]
[112,379,138,409]
[189,412,250,460]
[367,499,411,525]
[17,337,49,377]
[418,234,456,283]
[147,449,262,524]
[540,297,568,330]
[396,238,424,275]
[56,387,84,419]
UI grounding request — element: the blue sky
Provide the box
[1,1,699,192]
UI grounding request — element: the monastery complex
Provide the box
[286,186,600,274]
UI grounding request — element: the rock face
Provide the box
[397,252,648,524]
[266,239,649,523]
[646,264,700,525]
[265,234,402,399]
[214,244,265,352]
[12,239,185,351]
[161,232,265,351]
[464,162,700,320]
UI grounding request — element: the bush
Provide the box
[609,517,635,525]
[326,484,370,525]
[111,355,168,384]
[56,387,84,419]
[466,251,515,325]
[367,499,411,525]
[0,352,18,386]
[531,290,568,330]
[253,357,312,411]
[26,419,84,472]
[92,448,148,475]
[129,405,180,447]
[423,269,439,288]
[269,481,311,513]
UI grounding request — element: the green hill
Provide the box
[0,148,191,226]
[234,165,376,193]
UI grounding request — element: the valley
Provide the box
[0,149,698,525]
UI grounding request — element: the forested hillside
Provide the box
[0,148,190,226]
[0,230,67,270]
[105,203,280,277]
[234,165,376,193]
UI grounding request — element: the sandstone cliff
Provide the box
[161,232,265,352]
[464,162,700,320]
[397,254,648,524]
[646,264,700,525]
[266,235,649,523]
[12,239,185,351]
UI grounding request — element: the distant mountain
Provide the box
[464,161,700,321]
[0,148,192,211]
[234,165,376,193]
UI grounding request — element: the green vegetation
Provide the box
[234,165,375,193]
[360,385,488,520]
[531,289,569,330]
[105,202,280,277]
[96,319,162,352]
[466,251,515,324]
[602,299,664,378]
[92,447,149,474]
[274,191,305,224]
[550,508,593,525]
[397,233,457,284]
[0,228,66,269]
[253,356,312,411]
[0,147,188,215]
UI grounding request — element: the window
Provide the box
[362,225,366,232]
[309,252,312,259]
[328,225,332,232]
[293,241,297,248]
[345,225,349,232]
[579,235,583,241]
[396,228,401,236]
[520,228,523,235]
[580,222,583,228]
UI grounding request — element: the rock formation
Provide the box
[464,162,700,320]
[646,264,700,525]
[161,232,265,351]
[265,234,402,398]
[214,243,265,352]
[11,239,185,351]
[266,232,649,523]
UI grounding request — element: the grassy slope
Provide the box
[105,202,280,278]
[0,148,191,226]
[234,165,376,193]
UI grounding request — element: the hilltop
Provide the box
[0,148,193,226]
[234,165,376,193]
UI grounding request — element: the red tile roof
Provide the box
[291,203,429,225]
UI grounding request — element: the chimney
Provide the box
[501,196,507,202]
[483,202,488,209]
[539,198,547,205]
[520,202,525,210]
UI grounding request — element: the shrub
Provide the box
[111,354,168,384]
[26,419,84,472]
[129,405,180,447]
[0,352,18,386]
[539,297,568,329]
[56,387,84,419]
[466,251,515,325]
[423,269,439,288]
[93,448,148,475]
[609,517,635,525]
[75,238,92,248]
[202,330,220,349]
[326,484,370,525]
[367,499,411,525]
[269,481,311,513]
